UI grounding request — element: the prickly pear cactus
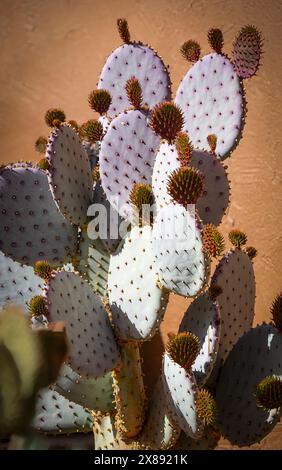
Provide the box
[99,108,160,220]
[98,19,171,118]
[179,292,221,386]
[1,19,273,452]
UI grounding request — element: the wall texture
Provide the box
[0,0,282,448]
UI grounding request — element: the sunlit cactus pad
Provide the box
[108,225,168,341]
[153,204,209,297]
[179,292,221,386]
[163,353,203,439]
[98,43,171,118]
[175,53,244,158]
[100,109,159,220]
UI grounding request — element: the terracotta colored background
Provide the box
[0,0,281,449]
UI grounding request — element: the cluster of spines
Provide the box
[117,18,131,44]
[126,77,143,110]
[167,167,204,206]
[88,90,112,115]
[166,332,200,370]
[79,120,104,143]
[228,229,247,248]
[180,40,201,62]
[196,389,217,426]
[256,376,282,410]
[207,28,224,54]
[202,224,225,258]
[45,108,66,128]
[150,102,184,144]
[28,295,48,317]
[175,132,193,167]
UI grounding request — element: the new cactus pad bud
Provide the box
[228,229,247,248]
[117,18,131,44]
[28,295,48,317]
[203,224,225,258]
[35,136,47,154]
[270,292,282,335]
[92,165,100,182]
[52,118,63,128]
[175,132,193,166]
[207,134,217,154]
[166,332,200,370]
[88,89,112,115]
[232,25,263,79]
[34,260,53,281]
[129,183,154,210]
[167,167,204,206]
[79,119,104,143]
[208,284,223,301]
[126,77,143,110]
[180,40,201,62]
[196,388,217,426]
[38,158,50,171]
[68,120,79,131]
[256,376,282,410]
[129,183,154,226]
[208,28,224,54]
[246,246,258,259]
[45,108,66,127]
[150,102,184,144]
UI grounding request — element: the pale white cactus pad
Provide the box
[152,143,229,225]
[209,248,255,376]
[0,251,44,311]
[175,53,244,158]
[179,292,221,386]
[33,388,93,434]
[152,142,179,210]
[47,124,93,226]
[139,378,180,449]
[46,270,120,377]
[98,43,171,119]
[99,110,160,220]
[152,204,209,297]
[163,353,203,439]
[216,324,282,446]
[108,225,168,341]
